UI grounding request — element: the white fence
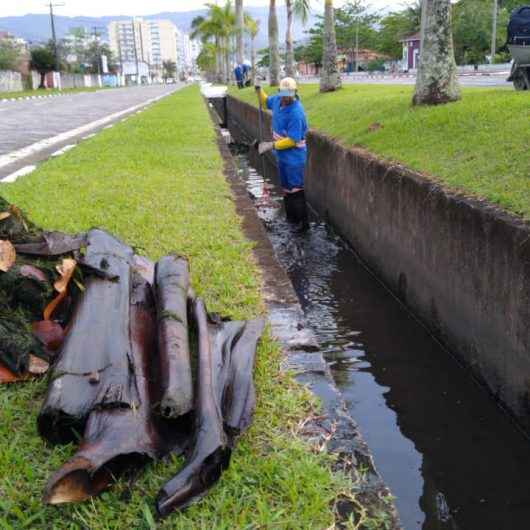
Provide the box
[0,70,23,92]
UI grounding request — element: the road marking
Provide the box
[1,165,37,183]
[51,144,76,157]
[82,133,96,140]
[0,90,173,170]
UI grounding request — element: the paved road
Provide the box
[300,73,513,88]
[0,84,180,179]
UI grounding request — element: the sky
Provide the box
[0,0,408,18]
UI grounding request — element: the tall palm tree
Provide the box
[191,3,235,84]
[320,0,341,92]
[413,0,460,105]
[285,0,310,77]
[269,0,280,86]
[235,0,244,64]
[245,14,260,84]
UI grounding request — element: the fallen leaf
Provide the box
[0,212,11,221]
[19,264,48,283]
[32,320,65,351]
[0,240,16,272]
[43,290,67,321]
[368,122,383,132]
[54,258,77,293]
[0,363,25,384]
[8,205,28,232]
[28,354,50,375]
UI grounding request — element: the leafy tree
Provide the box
[0,39,22,71]
[376,3,421,59]
[285,0,311,76]
[196,42,216,76]
[162,60,177,81]
[30,46,55,88]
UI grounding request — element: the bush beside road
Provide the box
[0,85,360,529]
[234,84,530,219]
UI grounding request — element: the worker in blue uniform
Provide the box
[255,77,309,230]
[234,64,244,89]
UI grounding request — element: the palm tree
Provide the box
[269,0,280,86]
[412,0,460,105]
[235,0,244,64]
[320,0,341,92]
[245,14,260,84]
[191,3,235,84]
[285,0,310,77]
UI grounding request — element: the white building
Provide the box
[175,28,201,75]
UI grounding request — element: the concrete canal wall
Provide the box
[220,95,530,434]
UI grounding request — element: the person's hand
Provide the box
[258,142,274,155]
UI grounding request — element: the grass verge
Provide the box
[232,84,530,219]
[0,87,110,100]
[0,85,353,529]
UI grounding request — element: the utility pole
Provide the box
[490,0,498,63]
[91,26,105,75]
[46,2,65,71]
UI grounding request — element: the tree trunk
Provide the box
[156,299,265,516]
[224,38,231,84]
[285,0,295,77]
[269,0,280,86]
[39,72,46,89]
[412,0,460,105]
[236,0,244,65]
[215,38,222,83]
[320,0,341,92]
[155,256,193,419]
[38,229,137,445]
[251,36,256,84]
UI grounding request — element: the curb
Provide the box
[209,100,402,529]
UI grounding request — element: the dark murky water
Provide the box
[232,147,530,530]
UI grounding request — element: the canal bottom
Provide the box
[230,145,530,530]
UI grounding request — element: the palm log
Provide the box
[43,272,163,504]
[38,229,136,444]
[156,299,264,516]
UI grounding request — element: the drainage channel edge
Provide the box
[208,100,402,530]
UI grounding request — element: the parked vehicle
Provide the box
[506,6,530,90]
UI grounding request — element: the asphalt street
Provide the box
[0,84,181,179]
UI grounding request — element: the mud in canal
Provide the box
[229,141,530,530]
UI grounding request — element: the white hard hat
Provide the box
[278,77,297,97]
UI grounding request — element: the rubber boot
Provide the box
[284,194,297,223]
[290,190,309,231]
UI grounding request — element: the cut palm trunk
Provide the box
[38,229,136,445]
[44,271,163,504]
[155,256,193,418]
[156,299,264,516]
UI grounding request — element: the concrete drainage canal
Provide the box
[221,127,530,530]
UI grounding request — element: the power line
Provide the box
[45,2,65,71]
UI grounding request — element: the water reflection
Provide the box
[234,151,530,530]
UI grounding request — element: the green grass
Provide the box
[0,87,111,100]
[0,86,354,529]
[233,84,530,219]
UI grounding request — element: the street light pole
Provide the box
[91,26,105,75]
[46,2,65,72]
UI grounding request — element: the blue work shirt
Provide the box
[234,65,243,81]
[266,95,308,167]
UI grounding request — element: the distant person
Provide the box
[255,77,309,231]
[234,63,244,89]
[242,61,251,87]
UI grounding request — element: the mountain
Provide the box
[0,7,320,50]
